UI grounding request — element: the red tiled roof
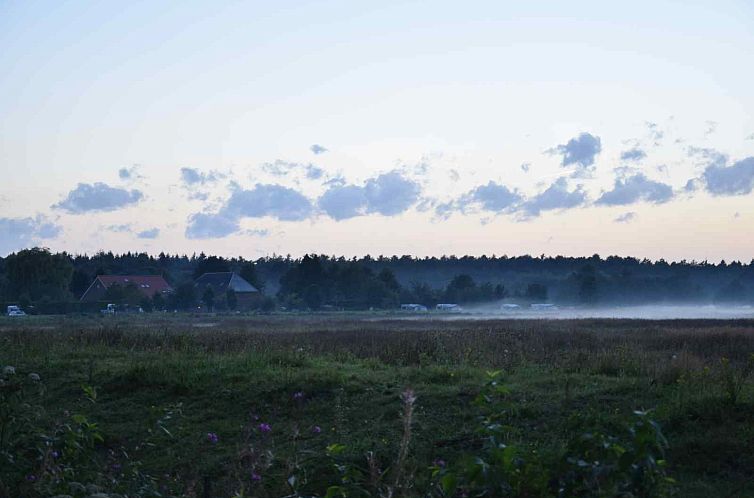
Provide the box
[96,275,173,297]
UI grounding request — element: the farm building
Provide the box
[80,275,173,302]
[194,272,260,310]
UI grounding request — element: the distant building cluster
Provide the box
[79,272,260,311]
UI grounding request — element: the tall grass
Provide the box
[0,315,752,497]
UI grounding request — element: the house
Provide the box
[194,272,260,310]
[80,275,173,302]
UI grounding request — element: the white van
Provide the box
[6,305,26,317]
[436,303,462,312]
[401,303,428,312]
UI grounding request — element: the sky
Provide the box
[1,0,753,261]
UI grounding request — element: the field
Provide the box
[2,314,754,497]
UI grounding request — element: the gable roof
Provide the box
[96,275,173,293]
[194,272,259,294]
[80,275,173,301]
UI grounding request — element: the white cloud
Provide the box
[520,178,587,218]
[105,224,133,233]
[701,157,754,196]
[305,164,325,180]
[310,144,328,155]
[318,185,368,220]
[136,228,160,239]
[119,165,143,181]
[620,148,647,162]
[549,132,602,171]
[614,212,637,223]
[645,122,664,144]
[363,171,421,216]
[317,171,421,220]
[438,181,522,218]
[180,167,224,186]
[687,146,727,167]
[703,120,717,137]
[185,212,240,239]
[224,184,313,221]
[260,160,326,181]
[684,178,701,193]
[242,228,270,237]
[54,183,143,213]
[260,160,300,176]
[596,173,673,206]
[0,215,62,255]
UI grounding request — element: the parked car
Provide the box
[101,303,117,315]
[101,303,144,314]
[6,305,26,317]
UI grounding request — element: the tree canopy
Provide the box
[1,249,753,310]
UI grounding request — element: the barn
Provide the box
[194,272,260,310]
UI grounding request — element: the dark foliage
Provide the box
[1,249,753,310]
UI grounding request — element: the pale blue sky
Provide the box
[1,0,753,260]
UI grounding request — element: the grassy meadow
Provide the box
[1,314,753,497]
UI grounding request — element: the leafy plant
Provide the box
[719,355,754,405]
[554,411,674,498]
[0,365,46,496]
[429,371,549,497]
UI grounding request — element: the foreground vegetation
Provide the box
[1,314,753,497]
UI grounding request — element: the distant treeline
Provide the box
[0,248,753,311]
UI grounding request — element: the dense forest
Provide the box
[1,248,753,312]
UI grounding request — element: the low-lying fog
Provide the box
[411,304,754,320]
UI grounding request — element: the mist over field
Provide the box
[446,303,754,320]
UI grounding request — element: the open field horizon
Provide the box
[2,314,753,497]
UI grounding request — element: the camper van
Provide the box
[6,305,26,317]
[436,303,462,312]
[530,303,559,311]
[401,303,428,312]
